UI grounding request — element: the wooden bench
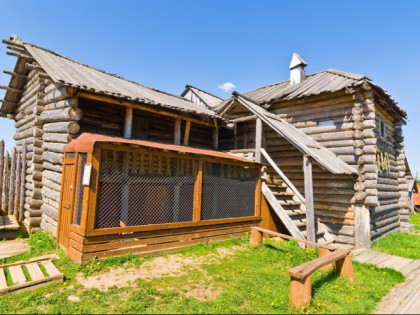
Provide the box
[249,226,354,309]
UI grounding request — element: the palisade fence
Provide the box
[0,139,26,221]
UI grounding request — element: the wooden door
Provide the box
[58,158,77,249]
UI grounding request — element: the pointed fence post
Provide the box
[0,140,4,212]
[14,149,21,218]
[2,150,9,213]
[8,148,16,214]
[19,143,26,222]
[255,118,262,163]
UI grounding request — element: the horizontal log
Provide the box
[80,115,122,131]
[371,203,400,215]
[42,86,71,104]
[41,178,61,192]
[377,184,400,192]
[42,162,63,172]
[42,151,64,165]
[43,170,62,184]
[41,142,66,153]
[25,197,43,208]
[371,216,399,230]
[41,186,60,202]
[41,203,59,221]
[364,196,379,207]
[23,216,42,226]
[39,107,83,123]
[41,213,57,227]
[43,121,80,134]
[40,220,57,235]
[42,133,72,143]
[23,206,43,217]
[378,191,400,199]
[42,196,60,210]
[319,139,355,148]
[321,223,354,236]
[44,98,77,110]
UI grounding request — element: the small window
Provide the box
[317,120,335,127]
[379,120,386,138]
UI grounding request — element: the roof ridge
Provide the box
[185,84,223,100]
[243,69,370,96]
[22,40,196,104]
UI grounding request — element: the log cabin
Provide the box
[0,35,409,261]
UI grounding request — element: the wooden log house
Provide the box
[0,36,409,260]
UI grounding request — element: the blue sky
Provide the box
[0,0,419,175]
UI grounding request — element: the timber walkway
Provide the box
[351,248,420,314]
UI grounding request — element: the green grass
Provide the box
[409,212,420,231]
[372,231,420,259]
[0,232,405,314]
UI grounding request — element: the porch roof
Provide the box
[64,133,261,165]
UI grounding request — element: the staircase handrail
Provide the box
[260,148,306,204]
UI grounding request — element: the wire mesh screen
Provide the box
[201,162,257,220]
[95,150,196,229]
[73,153,87,225]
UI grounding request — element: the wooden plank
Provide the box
[261,183,305,246]
[25,263,45,281]
[303,155,315,243]
[70,226,251,253]
[287,249,350,279]
[40,260,62,278]
[4,215,19,230]
[9,266,26,285]
[0,254,59,269]
[183,120,191,146]
[0,268,7,290]
[193,160,203,221]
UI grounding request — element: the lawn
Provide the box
[409,212,420,232]
[372,231,420,260]
[0,232,404,314]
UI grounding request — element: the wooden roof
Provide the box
[232,93,358,175]
[181,85,223,108]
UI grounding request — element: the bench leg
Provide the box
[289,275,312,309]
[318,248,334,271]
[336,254,354,283]
[250,229,262,246]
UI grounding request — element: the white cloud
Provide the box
[218,82,236,92]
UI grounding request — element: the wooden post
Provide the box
[289,275,312,309]
[318,248,334,271]
[249,229,262,246]
[193,160,203,221]
[14,150,21,218]
[336,255,354,283]
[123,107,133,138]
[183,120,191,146]
[234,123,238,150]
[8,148,16,214]
[174,118,181,145]
[212,123,219,150]
[255,118,262,163]
[19,143,26,222]
[303,155,316,243]
[0,140,3,212]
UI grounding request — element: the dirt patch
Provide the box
[76,245,246,295]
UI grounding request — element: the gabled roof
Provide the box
[181,85,223,109]
[1,35,217,118]
[241,68,406,119]
[232,92,358,176]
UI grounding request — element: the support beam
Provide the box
[234,123,238,150]
[303,155,315,243]
[3,70,26,79]
[212,119,218,150]
[174,118,181,145]
[255,118,262,163]
[123,107,133,139]
[183,120,191,146]
[0,85,22,93]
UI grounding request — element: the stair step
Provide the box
[302,229,326,237]
[278,200,301,206]
[286,210,306,216]
[272,192,295,197]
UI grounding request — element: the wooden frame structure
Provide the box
[57,135,262,263]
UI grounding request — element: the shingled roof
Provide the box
[1,35,217,118]
[243,69,406,118]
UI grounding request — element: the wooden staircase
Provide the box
[230,148,334,247]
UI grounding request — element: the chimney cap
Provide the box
[289,53,307,70]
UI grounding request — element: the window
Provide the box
[317,120,335,127]
[379,120,386,138]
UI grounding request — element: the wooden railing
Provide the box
[250,227,354,309]
[260,148,305,203]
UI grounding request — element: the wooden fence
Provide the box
[0,139,26,221]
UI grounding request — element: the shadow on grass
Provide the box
[312,269,338,294]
